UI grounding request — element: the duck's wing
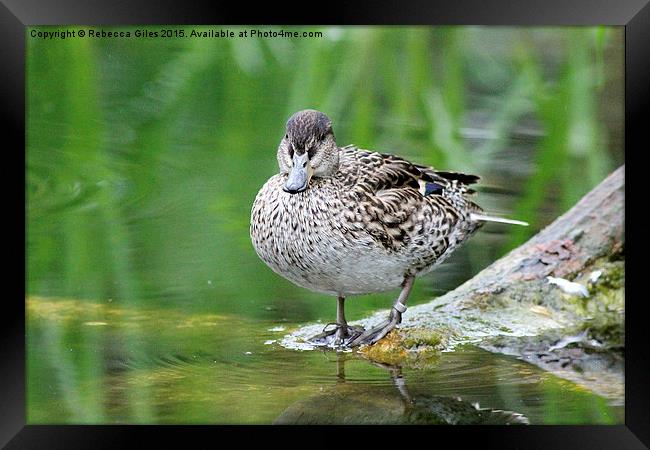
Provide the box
[337,146,483,252]
[338,145,479,199]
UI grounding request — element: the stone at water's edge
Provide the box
[280,166,625,405]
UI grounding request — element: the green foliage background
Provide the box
[27,25,623,308]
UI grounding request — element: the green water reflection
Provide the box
[27,298,622,424]
[26,25,624,424]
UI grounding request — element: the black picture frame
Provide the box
[5,0,648,448]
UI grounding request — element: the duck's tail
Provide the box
[470,213,529,227]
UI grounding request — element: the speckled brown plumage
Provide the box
[251,140,483,296]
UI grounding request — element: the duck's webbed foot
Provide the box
[347,307,403,347]
[308,322,365,347]
[347,275,414,348]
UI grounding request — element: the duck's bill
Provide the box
[283,152,313,194]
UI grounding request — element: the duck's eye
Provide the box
[284,134,288,139]
[288,144,294,158]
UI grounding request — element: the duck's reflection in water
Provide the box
[274,353,529,425]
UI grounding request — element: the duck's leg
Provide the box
[333,296,364,344]
[347,275,415,347]
[308,296,363,346]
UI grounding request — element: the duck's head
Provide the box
[278,109,339,194]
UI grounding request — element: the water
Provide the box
[27,297,621,424]
[26,26,624,424]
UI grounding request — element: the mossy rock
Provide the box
[564,259,624,348]
[359,327,447,368]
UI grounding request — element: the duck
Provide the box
[250,109,527,347]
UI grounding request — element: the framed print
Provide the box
[4,0,649,447]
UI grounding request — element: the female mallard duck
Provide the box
[250,110,526,347]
